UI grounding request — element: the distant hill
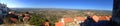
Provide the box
[11,8,112,16]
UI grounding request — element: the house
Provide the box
[55,17,86,26]
[0,3,11,24]
[55,15,112,26]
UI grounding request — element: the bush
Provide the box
[29,14,45,26]
[29,13,59,26]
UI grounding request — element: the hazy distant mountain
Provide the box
[11,8,112,17]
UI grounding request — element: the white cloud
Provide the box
[0,0,22,8]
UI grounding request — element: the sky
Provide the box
[0,0,113,10]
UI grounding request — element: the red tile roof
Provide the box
[92,15,99,22]
[91,16,112,22]
[55,22,64,26]
[64,18,73,23]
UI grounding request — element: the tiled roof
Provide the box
[92,15,99,22]
[64,18,73,23]
[55,22,64,26]
[75,17,86,21]
[99,16,107,20]
[92,16,112,22]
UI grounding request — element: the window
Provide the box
[1,6,5,8]
[0,10,2,14]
